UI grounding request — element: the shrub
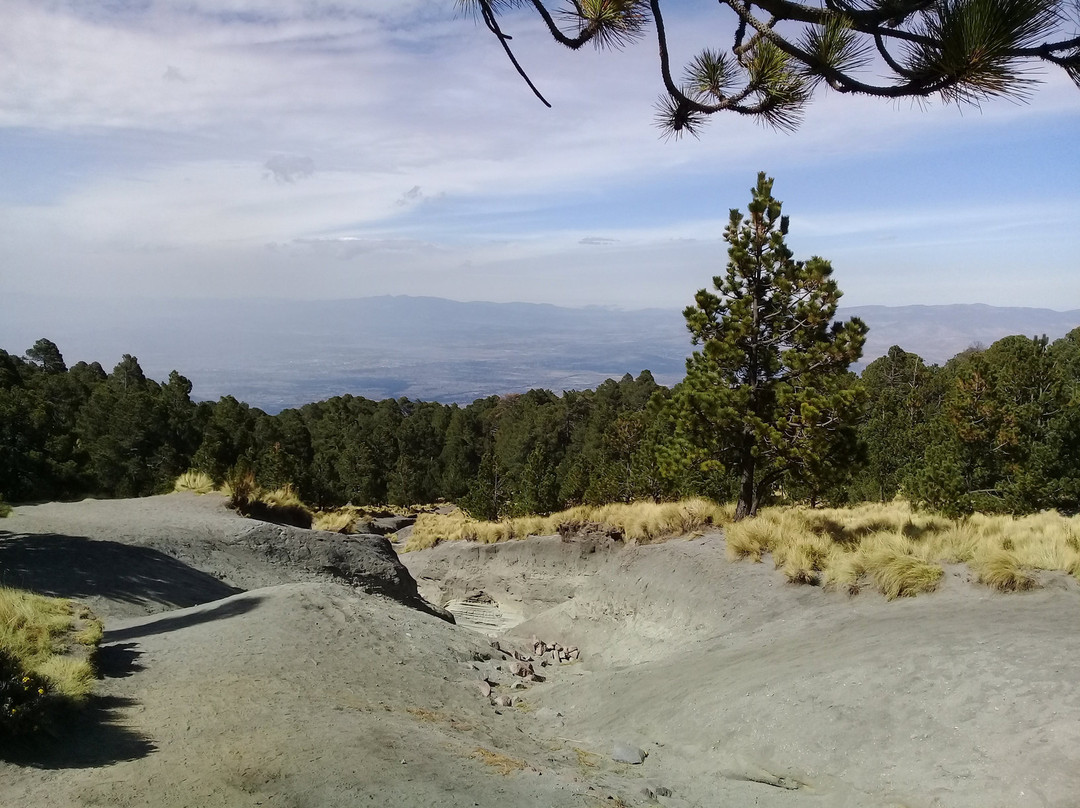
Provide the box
[226,469,258,510]
[0,650,50,737]
[0,588,102,738]
[0,497,10,518]
[251,485,313,529]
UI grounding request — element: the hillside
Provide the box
[2,294,1077,411]
[2,494,1079,806]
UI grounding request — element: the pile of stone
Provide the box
[532,637,579,664]
[474,637,579,709]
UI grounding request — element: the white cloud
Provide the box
[1,1,1077,312]
[264,155,315,183]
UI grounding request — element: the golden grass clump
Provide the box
[726,502,1079,599]
[774,533,834,584]
[313,509,357,534]
[34,656,96,698]
[864,549,944,600]
[822,551,867,596]
[970,547,1038,592]
[260,484,305,510]
[724,517,782,561]
[0,587,98,698]
[403,499,733,552]
[173,470,217,495]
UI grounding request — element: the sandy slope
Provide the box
[406,533,1080,807]
[3,495,1080,807]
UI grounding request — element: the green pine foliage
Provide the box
[853,347,945,502]
[672,173,867,520]
[0,247,1077,519]
[911,331,1080,515]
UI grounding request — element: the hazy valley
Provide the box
[2,295,1077,412]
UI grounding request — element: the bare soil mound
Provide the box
[0,493,444,619]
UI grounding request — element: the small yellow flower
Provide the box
[37,688,45,695]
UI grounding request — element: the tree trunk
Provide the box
[734,440,756,521]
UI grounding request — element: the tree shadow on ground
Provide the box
[0,530,242,610]
[95,641,145,679]
[104,593,264,642]
[0,695,157,769]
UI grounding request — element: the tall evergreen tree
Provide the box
[676,172,867,519]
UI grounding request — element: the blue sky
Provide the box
[2,0,1078,313]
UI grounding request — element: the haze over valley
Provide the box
[2,295,1077,412]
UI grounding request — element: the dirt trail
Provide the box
[2,495,1080,807]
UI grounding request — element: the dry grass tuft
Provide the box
[726,501,1078,599]
[173,470,217,495]
[865,549,944,600]
[34,655,96,698]
[822,551,866,596]
[225,476,313,529]
[0,587,99,698]
[405,707,442,722]
[404,499,733,552]
[575,747,600,768]
[73,615,104,648]
[970,548,1038,592]
[313,509,357,534]
[470,747,529,775]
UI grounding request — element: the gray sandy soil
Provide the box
[2,494,1080,807]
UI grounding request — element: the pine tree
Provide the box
[466,0,1078,134]
[676,172,867,519]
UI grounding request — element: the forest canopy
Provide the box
[2,327,1077,518]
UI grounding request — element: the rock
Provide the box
[654,786,672,797]
[241,523,452,622]
[477,679,492,698]
[511,681,527,690]
[509,660,534,677]
[493,695,513,708]
[641,787,656,801]
[611,743,647,765]
[371,514,416,534]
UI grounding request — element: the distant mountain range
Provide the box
[2,295,1077,413]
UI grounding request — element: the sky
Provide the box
[2,0,1079,315]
